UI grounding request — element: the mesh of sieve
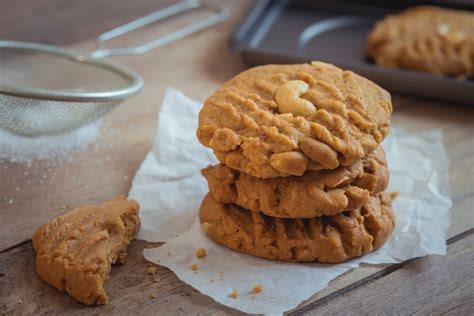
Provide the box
[0,42,143,136]
[0,0,228,136]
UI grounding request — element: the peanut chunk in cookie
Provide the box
[276,80,316,117]
[299,138,339,169]
[270,151,309,176]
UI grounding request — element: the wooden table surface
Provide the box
[1,1,473,314]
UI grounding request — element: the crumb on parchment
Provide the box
[390,191,399,200]
[230,289,239,299]
[191,263,199,271]
[252,284,264,294]
[195,248,206,258]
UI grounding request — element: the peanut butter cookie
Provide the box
[197,62,392,178]
[203,146,388,218]
[367,6,474,77]
[200,192,395,263]
[32,196,140,305]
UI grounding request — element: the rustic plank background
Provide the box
[1,0,473,314]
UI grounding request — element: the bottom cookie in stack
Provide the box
[199,192,395,263]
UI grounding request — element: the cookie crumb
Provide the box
[230,288,239,299]
[146,266,157,275]
[195,248,206,258]
[153,277,161,283]
[191,263,199,271]
[252,284,264,294]
[145,242,160,249]
[17,299,23,304]
[149,293,157,299]
[201,222,211,234]
[390,191,399,200]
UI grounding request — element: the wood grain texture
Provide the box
[0,0,177,45]
[0,241,241,315]
[298,232,474,315]
[1,0,473,315]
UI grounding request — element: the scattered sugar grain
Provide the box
[0,119,102,166]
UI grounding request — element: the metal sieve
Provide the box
[0,0,227,136]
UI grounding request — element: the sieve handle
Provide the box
[90,0,228,58]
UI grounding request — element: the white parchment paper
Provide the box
[129,88,452,315]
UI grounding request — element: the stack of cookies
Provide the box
[197,62,395,263]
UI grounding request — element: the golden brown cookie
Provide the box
[197,62,392,178]
[32,196,140,305]
[200,192,395,263]
[203,146,388,218]
[367,6,474,77]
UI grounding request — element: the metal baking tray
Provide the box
[231,0,474,104]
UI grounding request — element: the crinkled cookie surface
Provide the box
[199,192,395,263]
[367,6,474,77]
[32,196,140,305]
[203,146,388,218]
[197,62,392,178]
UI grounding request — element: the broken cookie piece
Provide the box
[32,195,140,305]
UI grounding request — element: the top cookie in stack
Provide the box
[197,62,395,263]
[197,61,392,178]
